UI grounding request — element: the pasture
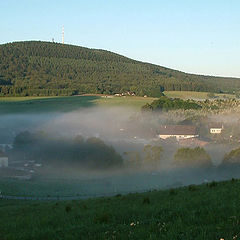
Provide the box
[0,171,188,198]
[0,91,235,114]
[0,179,240,239]
[0,95,155,114]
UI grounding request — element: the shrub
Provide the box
[65,205,72,213]
[142,197,150,204]
[188,185,197,191]
[222,147,240,165]
[207,181,218,188]
[142,96,202,112]
[94,212,110,224]
[169,189,177,195]
[174,147,212,168]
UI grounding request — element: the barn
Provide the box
[209,123,223,134]
[157,125,198,141]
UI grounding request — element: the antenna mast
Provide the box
[62,26,64,44]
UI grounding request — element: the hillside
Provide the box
[1,41,240,97]
[0,179,240,239]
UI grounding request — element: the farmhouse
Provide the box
[209,123,223,134]
[0,151,8,167]
[157,125,198,141]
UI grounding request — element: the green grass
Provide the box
[94,96,155,108]
[0,96,58,102]
[1,179,240,239]
[0,95,155,114]
[164,91,235,99]
[0,92,235,114]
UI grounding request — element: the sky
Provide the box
[1,0,240,77]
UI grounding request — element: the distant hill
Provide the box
[0,41,240,97]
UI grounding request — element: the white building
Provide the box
[158,125,198,141]
[209,123,223,134]
[0,152,8,167]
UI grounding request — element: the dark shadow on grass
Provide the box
[0,96,101,114]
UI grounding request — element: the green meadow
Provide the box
[0,179,240,240]
[0,95,155,114]
[0,91,235,115]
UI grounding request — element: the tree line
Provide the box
[142,96,202,111]
[11,131,123,170]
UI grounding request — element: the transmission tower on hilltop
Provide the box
[62,26,64,44]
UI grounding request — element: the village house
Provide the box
[157,125,198,141]
[209,123,223,134]
[0,151,8,168]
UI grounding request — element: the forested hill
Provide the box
[0,41,240,97]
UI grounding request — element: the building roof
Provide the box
[158,125,197,135]
[209,122,223,129]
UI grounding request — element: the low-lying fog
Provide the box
[1,106,240,197]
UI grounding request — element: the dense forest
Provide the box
[1,41,240,97]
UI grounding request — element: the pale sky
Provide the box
[1,0,240,77]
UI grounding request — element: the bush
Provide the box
[222,147,240,165]
[142,96,202,112]
[188,185,197,191]
[207,181,218,188]
[65,205,72,213]
[142,197,150,204]
[169,189,177,195]
[94,212,110,224]
[174,147,212,168]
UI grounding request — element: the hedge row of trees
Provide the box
[125,144,240,169]
[142,96,202,112]
[1,41,240,97]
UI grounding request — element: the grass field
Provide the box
[0,179,240,239]
[0,95,155,114]
[164,91,235,99]
[0,91,235,114]
[0,96,58,102]
[0,170,187,198]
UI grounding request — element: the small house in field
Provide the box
[209,123,223,134]
[0,151,8,167]
[157,125,198,141]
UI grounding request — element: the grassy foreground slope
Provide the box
[1,179,240,240]
[1,41,240,97]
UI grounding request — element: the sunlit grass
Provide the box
[93,96,155,109]
[0,95,155,114]
[0,96,58,102]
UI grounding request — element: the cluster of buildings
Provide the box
[157,123,224,147]
[114,91,136,97]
